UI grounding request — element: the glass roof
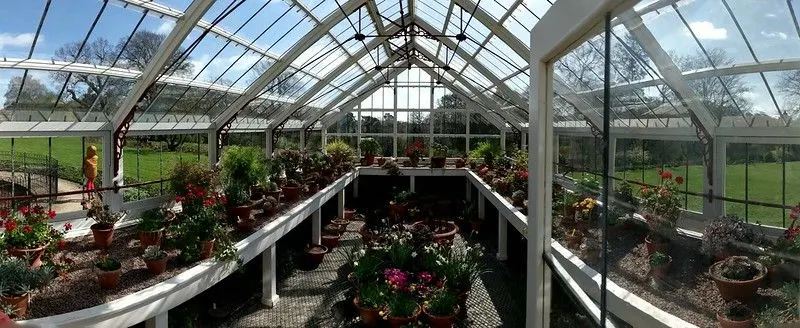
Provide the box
[3,0,794,131]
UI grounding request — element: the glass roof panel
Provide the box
[724,0,800,63]
[152,0,193,12]
[480,0,518,21]
[34,0,103,60]
[416,1,449,32]
[0,1,43,59]
[306,0,339,19]
[505,4,539,47]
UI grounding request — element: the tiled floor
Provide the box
[221,221,526,328]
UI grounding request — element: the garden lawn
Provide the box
[572,161,800,228]
[0,137,206,184]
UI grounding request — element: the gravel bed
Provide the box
[553,217,781,328]
[25,193,319,320]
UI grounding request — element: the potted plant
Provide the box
[384,292,420,328]
[137,208,166,248]
[142,245,168,275]
[95,255,122,289]
[86,195,124,249]
[220,145,267,189]
[511,190,526,207]
[423,288,460,328]
[274,149,305,182]
[702,215,756,261]
[565,229,584,249]
[430,143,448,168]
[717,301,755,328]
[580,238,601,263]
[264,180,282,203]
[325,139,356,171]
[438,243,487,304]
[172,187,238,264]
[455,157,466,168]
[321,230,341,250]
[304,244,328,269]
[640,170,683,255]
[382,158,402,176]
[304,172,320,194]
[1,206,68,268]
[411,217,459,244]
[262,196,279,215]
[710,256,767,301]
[648,251,672,279]
[377,157,387,166]
[331,217,349,233]
[354,282,387,327]
[224,182,253,224]
[282,179,303,202]
[0,256,52,317]
[405,140,425,167]
[360,137,381,166]
[573,197,598,232]
[469,141,500,169]
[390,190,414,219]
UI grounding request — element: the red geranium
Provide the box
[22,225,33,233]
[675,176,684,185]
[4,220,16,232]
[64,223,72,231]
[19,206,29,216]
[47,209,57,219]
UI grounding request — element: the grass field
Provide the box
[0,137,207,185]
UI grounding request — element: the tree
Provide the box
[556,42,604,90]
[611,33,649,83]
[436,93,465,109]
[778,70,800,123]
[674,48,751,119]
[3,75,57,109]
[121,31,193,74]
[251,61,303,96]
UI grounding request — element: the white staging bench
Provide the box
[22,167,695,328]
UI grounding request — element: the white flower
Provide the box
[411,252,417,258]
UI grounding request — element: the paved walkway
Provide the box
[221,221,526,328]
[0,171,85,213]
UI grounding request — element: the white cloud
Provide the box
[0,33,36,50]
[761,31,788,40]
[684,21,727,40]
[765,13,777,18]
[156,21,175,35]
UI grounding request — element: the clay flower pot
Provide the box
[237,217,258,232]
[377,157,387,166]
[138,229,164,248]
[649,254,673,279]
[455,159,466,168]
[362,154,376,166]
[644,234,669,255]
[321,233,341,250]
[411,221,459,243]
[430,156,446,168]
[424,305,460,328]
[387,305,420,328]
[331,218,349,233]
[226,203,253,223]
[389,201,408,218]
[0,293,29,317]
[144,256,168,275]
[710,257,766,301]
[90,223,115,249]
[7,244,47,268]
[343,209,356,220]
[282,186,302,202]
[265,190,282,203]
[359,225,375,245]
[199,239,216,260]
[716,308,755,328]
[354,297,382,327]
[304,244,328,268]
[97,267,122,289]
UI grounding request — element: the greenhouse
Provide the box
[0,0,799,327]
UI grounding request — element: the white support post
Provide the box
[704,138,726,218]
[101,132,123,213]
[145,312,168,328]
[500,130,507,152]
[312,208,321,245]
[353,177,359,198]
[299,130,306,150]
[393,79,399,157]
[337,189,345,218]
[207,130,218,168]
[261,245,279,307]
[521,132,528,150]
[497,213,508,261]
[265,128,273,158]
[321,129,328,151]
[410,176,416,193]
[478,195,485,220]
[553,134,560,174]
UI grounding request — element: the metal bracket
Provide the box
[303,125,314,148]
[112,85,155,180]
[215,113,238,163]
[272,122,285,150]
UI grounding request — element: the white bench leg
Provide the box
[145,312,167,328]
[312,208,321,245]
[261,245,279,307]
[497,214,508,261]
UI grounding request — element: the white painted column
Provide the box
[102,132,123,213]
[500,130,507,152]
[521,132,528,150]
[337,189,345,218]
[145,312,168,328]
[553,134,560,174]
[704,138,726,218]
[265,128,274,158]
[409,175,416,193]
[497,213,508,261]
[321,129,328,152]
[261,245,279,307]
[393,79,399,157]
[465,179,472,202]
[478,194,485,220]
[299,130,306,150]
[312,208,321,245]
[207,130,218,168]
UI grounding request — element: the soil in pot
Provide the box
[237,217,258,232]
[144,256,168,275]
[644,234,669,255]
[138,229,164,248]
[430,157,446,168]
[304,244,328,269]
[649,254,673,279]
[387,307,420,328]
[331,218,349,233]
[7,245,47,268]
[321,233,341,250]
[0,293,29,317]
[716,306,755,328]
[96,268,122,289]
[709,256,766,301]
[90,223,115,249]
[424,305,460,328]
[282,186,302,202]
[199,239,216,260]
[411,221,458,243]
[354,297,382,327]
[343,209,356,220]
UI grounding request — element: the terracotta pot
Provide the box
[390,201,408,218]
[354,297,382,327]
[306,183,319,195]
[377,157,387,166]
[411,221,459,243]
[144,256,168,275]
[97,268,122,289]
[226,203,252,222]
[265,190,282,203]
[7,245,47,268]
[455,159,466,168]
[512,196,525,207]
[321,233,341,250]
[138,229,164,248]
[344,209,356,220]
[424,305,460,328]
[387,306,420,328]
[566,232,584,249]
[710,257,766,301]
[644,234,669,255]
[716,310,755,328]
[0,293,29,317]
[250,186,265,201]
[90,223,115,249]
[305,244,328,268]
[331,219,349,233]
[238,217,258,232]
[282,186,302,201]
[362,154,376,166]
[409,158,419,167]
[199,239,216,260]
[649,254,672,279]
[430,157,446,168]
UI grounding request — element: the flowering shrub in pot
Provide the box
[640,169,683,255]
[702,215,757,261]
[142,245,168,275]
[710,256,766,301]
[359,138,381,166]
[224,182,253,225]
[86,195,124,249]
[354,282,388,327]
[385,291,420,328]
[717,301,755,328]
[137,208,166,248]
[1,206,69,268]
[423,288,460,328]
[171,187,238,264]
[95,255,122,289]
[572,197,598,231]
[0,255,52,317]
[405,140,425,167]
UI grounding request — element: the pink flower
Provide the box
[64,223,72,231]
[3,220,16,232]
[48,210,57,219]
[417,272,433,283]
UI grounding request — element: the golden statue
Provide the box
[83,145,98,199]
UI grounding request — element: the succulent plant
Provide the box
[143,245,166,261]
[701,215,756,257]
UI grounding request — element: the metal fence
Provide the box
[0,150,59,207]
